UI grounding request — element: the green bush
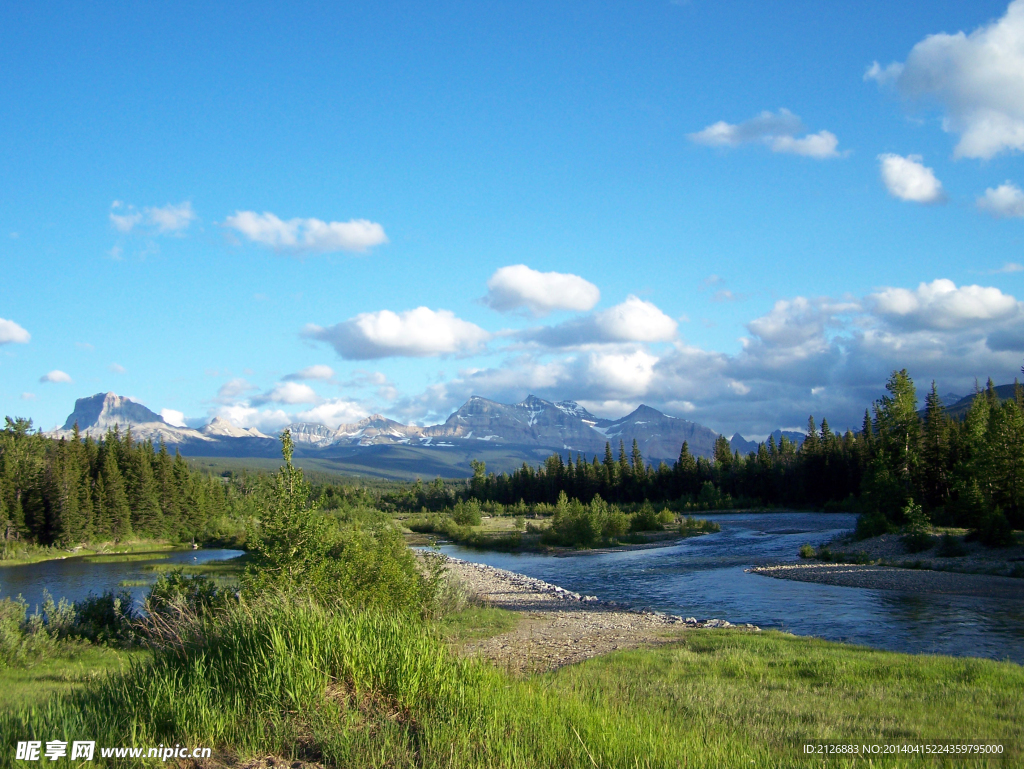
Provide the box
[973,509,1015,548]
[451,499,483,526]
[629,503,662,533]
[73,591,137,644]
[147,569,230,615]
[854,509,895,540]
[936,533,967,558]
[901,530,934,553]
[798,544,815,559]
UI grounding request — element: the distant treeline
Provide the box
[447,371,1023,536]
[0,419,251,547]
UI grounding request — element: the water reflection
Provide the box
[0,549,244,610]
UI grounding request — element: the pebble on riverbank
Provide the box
[444,556,759,672]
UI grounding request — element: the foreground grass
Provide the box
[551,630,1022,766]
[2,599,1019,768]
[0,646,146,710]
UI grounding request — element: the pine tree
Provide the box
[919,382,951,510]
[100,448,132,541]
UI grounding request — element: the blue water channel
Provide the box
[0,548,245,610]
[436,512,1024,664]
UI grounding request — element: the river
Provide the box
[437,512,1024,664]
[3,514,1022,663]
[0,548,245,610]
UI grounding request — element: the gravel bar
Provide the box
[445,556,758,672]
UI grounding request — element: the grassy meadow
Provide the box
[1,597,1020,768]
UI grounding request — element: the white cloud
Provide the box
[109,363,126,374]
[522,296,678,347]
[40,370,72,384]
[109,201,196,234]
[295,399,369,429]
[212,405,291,434]
[878,154,945,203]
[978,182,1024,218]
[0,318,30,344]
[160,408,186,427]
[483,265,600,316]
[769,130,842,159]
[992,262,1024,273]
[224,211,387,254]
[284,365,335,381]
[580,350,659,398]
[217,378,256,400]
[109,201,143,233]
[20,392,35,401]
[255,381,321,405]
[689,109,843,159]
[146,202,196,233]
[304,307,490,359]
[869,1,1024,159]
[869,279,1020,330]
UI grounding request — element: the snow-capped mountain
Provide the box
[50,391,757,472]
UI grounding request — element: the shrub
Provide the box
[902,530,934,553]
[73,591,137,644]
[936,533,967,558]
[451,499,483,526]
[798,544,815,559]
[854,509,895,540]
[974,509,1015,548]
[629,503,662,533]
[679,516,720,536]
[147,570,229,615]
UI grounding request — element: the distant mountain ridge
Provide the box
[50,391,813,475]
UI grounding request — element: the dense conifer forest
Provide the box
[456,371,1024,540]
[0,419,249,548]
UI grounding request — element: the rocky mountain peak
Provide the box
[61,392,165,431]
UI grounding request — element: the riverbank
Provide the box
[444,556,758,672]
[752,561,1024,600]
[814,530,1024,578]
[0,540,185,568]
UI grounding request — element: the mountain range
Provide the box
[49,391,806,478]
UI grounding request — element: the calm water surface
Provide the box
[438,512,1024,664]
[0,549,245,610]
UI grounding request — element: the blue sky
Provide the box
[2,0,1023,438]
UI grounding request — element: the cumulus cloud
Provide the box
[110,201,196,234]
[689,109,843,159]
[521,296,678,348]
[40,370,72,384]
[284,365,335,381]
[254,381,321,405]
[211,405,292,434]
[160,408,186,427]
[304,307,490,359]
[0,318,30,344]
[217,378,256,400]
[978,182,1024,218]
[869,279,1021,330]
[483,265,600,316]
[878,154,945,203]
[294,399,369,429]
[867,1,1024,159]
[224,211,387,254]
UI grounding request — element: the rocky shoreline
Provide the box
[751,561,1024,600]
[444,556,757,672]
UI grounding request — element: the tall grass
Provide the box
[5,595,1016,767]
[1,597,736,767]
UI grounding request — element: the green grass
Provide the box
[116,579,151,587]
[435,604,520,643]
[2,598,1019,768]
[0,541,180,568]
[0,646,147,710]
[83,553,172,564]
